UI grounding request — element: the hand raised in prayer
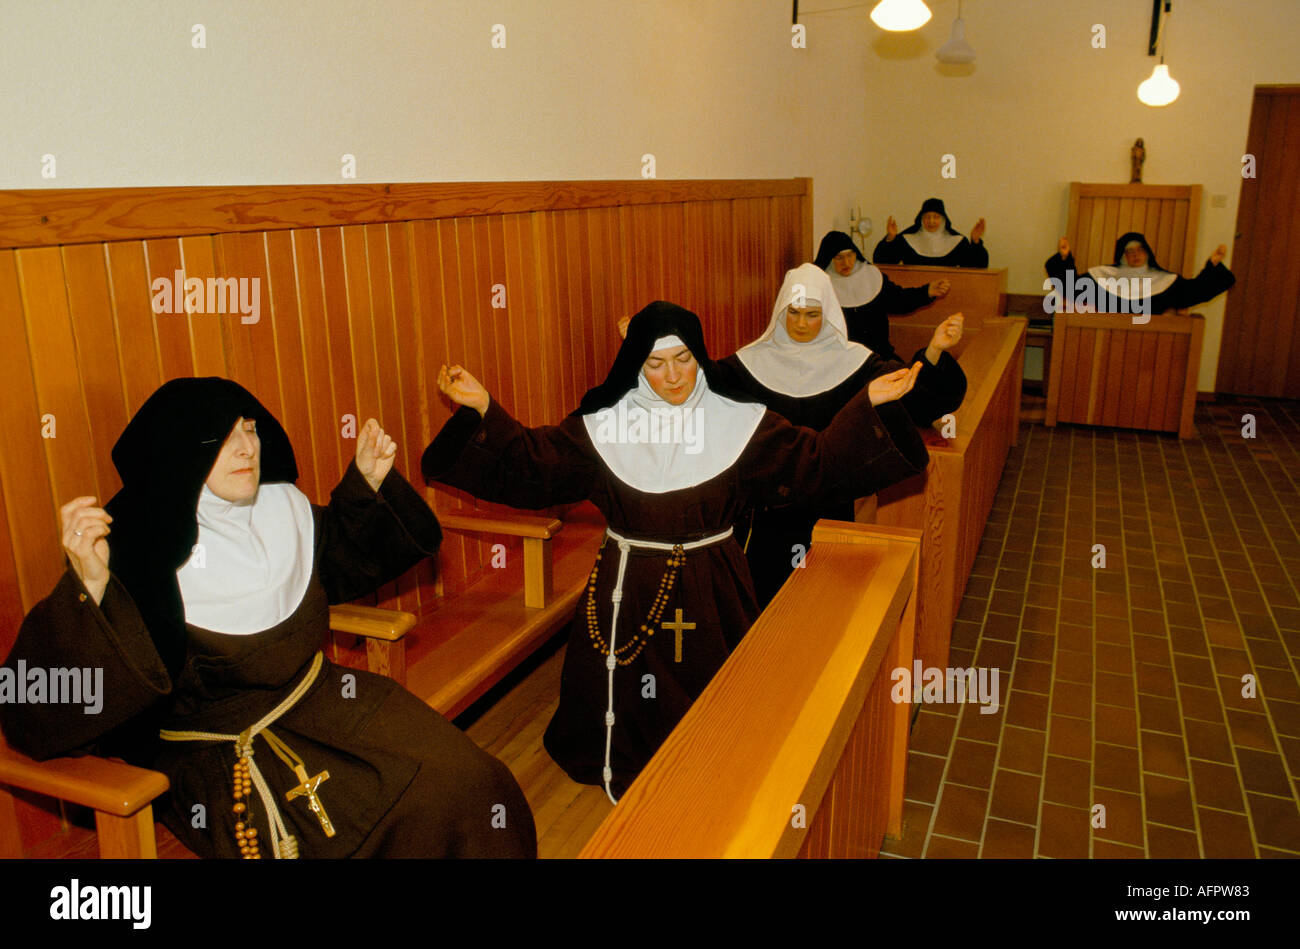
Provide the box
[867,362,922,407]
[356,419,397,493]
[1058,237,1071,259]
[929,279,951,299]
[885,216,898,240]
[438,364,491,417]
[926,313,964,364]
[617,315,630,340]
[61,497,111,606]
[970,218,986,243]
[1210,244,1227,266]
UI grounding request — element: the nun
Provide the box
[874,197,989,268]
[712,263,966,608]
[816,229,951,361]
[421,301,930,801]
[1045,232,1233,316]
[0,377,536,859]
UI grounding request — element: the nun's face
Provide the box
[786,305,823,343]
[206,417,260,502]
[921,212,944,233]
[1123,243,1148,268]
[832,250,857,277]
[642,345,698,405]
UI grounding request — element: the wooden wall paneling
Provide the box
[1115,330,1144,430]
[1131,331,1159,430]
[62,243,129,506]
[17,248,101,518]
[338,225,381,434]
[1150,331,1175,431]
[1179,318,1203,438]
[731,197,770,351]
[1218,93,1269,393]
[537,212,575,414]
[104,242,163,416]
[1094,328,1117,427]
[1266,96,1300,397]
[1167,334,1192,432]
[1056,322,1081,423]
[289,229,339,503]
[468,215,510,416]
[177,236,228,381]
[662,202,686,309]
[263,229,320,505]
[1117,197,1134,237]
[480,214,518,418]
[142,239,194,382]
[211,233,267,409]
[504,212,545,427]
[586,205,624,383]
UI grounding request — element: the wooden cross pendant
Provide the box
[661,609,695,663]
[285,767,336,837]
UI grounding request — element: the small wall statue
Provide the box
[1130,138,1146,183]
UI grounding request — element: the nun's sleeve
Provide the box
[1045,251,1093,305]
[738,391,929,510]
[317,461,443,605]
[421,401,598,510]
[1166,260,1236,311]
[866,349,967,426]
[0,571,171,761]
[872,236,908,265]
[878,275,935,316]
[961,238,989,269]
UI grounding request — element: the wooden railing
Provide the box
[579,521,918,858]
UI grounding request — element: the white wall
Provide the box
[5,0,1298,389]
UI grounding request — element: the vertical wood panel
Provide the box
[143,239,193,382]
[1132,331,1158,428]
[104,242,163,416]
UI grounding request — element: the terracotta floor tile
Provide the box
[1043,755,1091,808]
[1147,823,1201,858]
[1038,803,1090,858]
[980,818,1036,858]
[904,751,945,804]
[1140,730,1188,779]
[946,738,997,789]
[926,834,982,858]
[910,707,958,756]
[1279,736,1300,776]
[1257,667,1300,704]
[1096,641,1134,675]
[1096,672,1137,709]
[1048,714,1092,760]
[1143,774,1196,829]
[1185,718,1234,763]
[998,726,1046,774]
[1247,638,1293,670]
[1133,634,1172,667]
[1210,646,1252,678]
[1057,623,1093,653]
[1172,652,1216,689]
[988,588,1025,617]
[989,769,1041,825]
[1246,793,1300,852]
[1235,748,1293,797]
[1136,692,1182,735]
[1094,742,1140,793]
[1055,648,1093,684]
[1021,606,1057,634]
[1095,615,1133,644]
[1095,704,1138,747]
[1178,684,1225,723]
[931,783,989,842]
[1018,630,1055,663]
[1091,788,1144,848]
[982,612,1021,643]
[1204,619,1246,649]
[1004,689,1049,731]
[1011,658,1052,696]
[1135,661,1176,699]
[879,800,932,859]
[1198,808,1256,858]
[1130,609,1167,639]
[1169,625,1210,657]
[1227,709,1278,752]
[1257,847,1300,858]
[1266,699,1300,737]
[1188,759,1246,813]
[1093,840,1145,858]
[975,638,1016,671]
[956,698,1005,743]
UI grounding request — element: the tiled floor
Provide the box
[882,397,1300,858]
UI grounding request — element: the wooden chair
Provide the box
[1045,182,1206,437]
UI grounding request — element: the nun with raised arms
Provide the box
[816,230,952,361]
[711,263,966,608]
[874,197,989,268]
[422,301,930,801]
[1046,231,1233,315]
[0,377,536,859]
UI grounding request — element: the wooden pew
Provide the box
[877,264,1008,331]
[864,317,1025,672]
[579,521,919,858]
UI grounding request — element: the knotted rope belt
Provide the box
[595,526,734,805]
[160,651,332,859]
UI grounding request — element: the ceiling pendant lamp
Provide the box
[1139,1,1180,107]
[870,0,932,32]
[935,0,975,63]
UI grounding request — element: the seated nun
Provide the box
[873,197,989,268]
[1045,231,1233,316]
[816,229,950,361]
[0,378,536,859]
[421,301,930,801]
[712,263,966,607]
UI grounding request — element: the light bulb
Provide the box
[870,0,932,32]
[1138,63,1180,107]
[936,17,976,63]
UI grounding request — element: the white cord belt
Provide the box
[599,525,733,805]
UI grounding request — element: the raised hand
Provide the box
[438,364,491,417]
[1210,244,1228,266]
[356,418,397,492]
[617,315,630,340]
[61,497,111,606]
[885,216,898,240]
[1058,236,1071,258]
[929,279,951,299]
[867,362,922,407]
[927,313,964,360]
[970,218,986,243]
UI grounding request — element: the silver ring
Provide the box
[74,529,83,536]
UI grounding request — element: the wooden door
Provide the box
[1216,85,1300,397]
